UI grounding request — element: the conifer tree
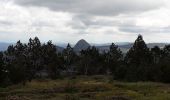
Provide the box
[7,41,28,84]
[151,46,162,64]
[63,44,77,73]
[42,41,61,78]
[27,37,42,79]
[105,43,123,74]
[0,52,6,86]
[79,46,100,75]
[125,35,152,81]
[158,45,170,82]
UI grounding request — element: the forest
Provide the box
[0,34,170,87]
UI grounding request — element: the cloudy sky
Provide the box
[0,0,170,44]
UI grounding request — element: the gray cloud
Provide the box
[119,26,170,34]
[14,0,163,16]
[0,20,14,26]
[0,0,169,43]
[13,0,166,36]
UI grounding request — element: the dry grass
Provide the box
[0,75,170,100]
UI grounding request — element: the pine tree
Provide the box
[125,35,152,81]
[6,41,28,84]
[27,37,42,79]
[79,46,100,75]
[42,41,61,79]
[0,52,6,86]
[158,45,170,82]
[105,43,123,75]
[63,44,77,74]
[151,46,162,64]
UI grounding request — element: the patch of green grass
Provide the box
[0,76,170,100]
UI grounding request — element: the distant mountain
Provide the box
[0,43,11,51]
[147,43,167,48]
[73,39,91,52]
[56,43,75,48]
[97,43,168,53]
[60,40,169,53]
[118,43,168,53]
[0,41,167,54]
[92,42,131,46]
[56,46,64,53]
[0,42,65,53]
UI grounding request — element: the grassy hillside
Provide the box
[0,76,170,100]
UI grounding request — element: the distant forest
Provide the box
[0,35,170,87]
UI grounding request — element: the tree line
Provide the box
[0,35,170,86]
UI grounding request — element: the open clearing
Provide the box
[0,76,170,100]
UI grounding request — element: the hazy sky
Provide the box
[0,0,170,43]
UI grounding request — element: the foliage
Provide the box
[0,35,170,87]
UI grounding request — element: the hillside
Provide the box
[73,39,91,52]
[97,43,168,53]
[0,43,11,51]
[0,41,168,53]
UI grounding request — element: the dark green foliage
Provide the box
[62,44,78,75]
[151,46,162,64]
[27,37,43,79]
[1,35,170,86]
[42,41,62,79]
[78,46,102,75]
[124,35,152,81]
[157,45,170,82]
[105,43,123,75]
[145,45,170,83]
[125,35,151,65]
[0,52,8,86]
[114,65,127,80]
[3,37,62,84]
[63,44,76,65]
[5,41,28,84]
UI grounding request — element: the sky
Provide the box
[0,0,170,44]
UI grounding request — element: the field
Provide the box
[0,75,170,100]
